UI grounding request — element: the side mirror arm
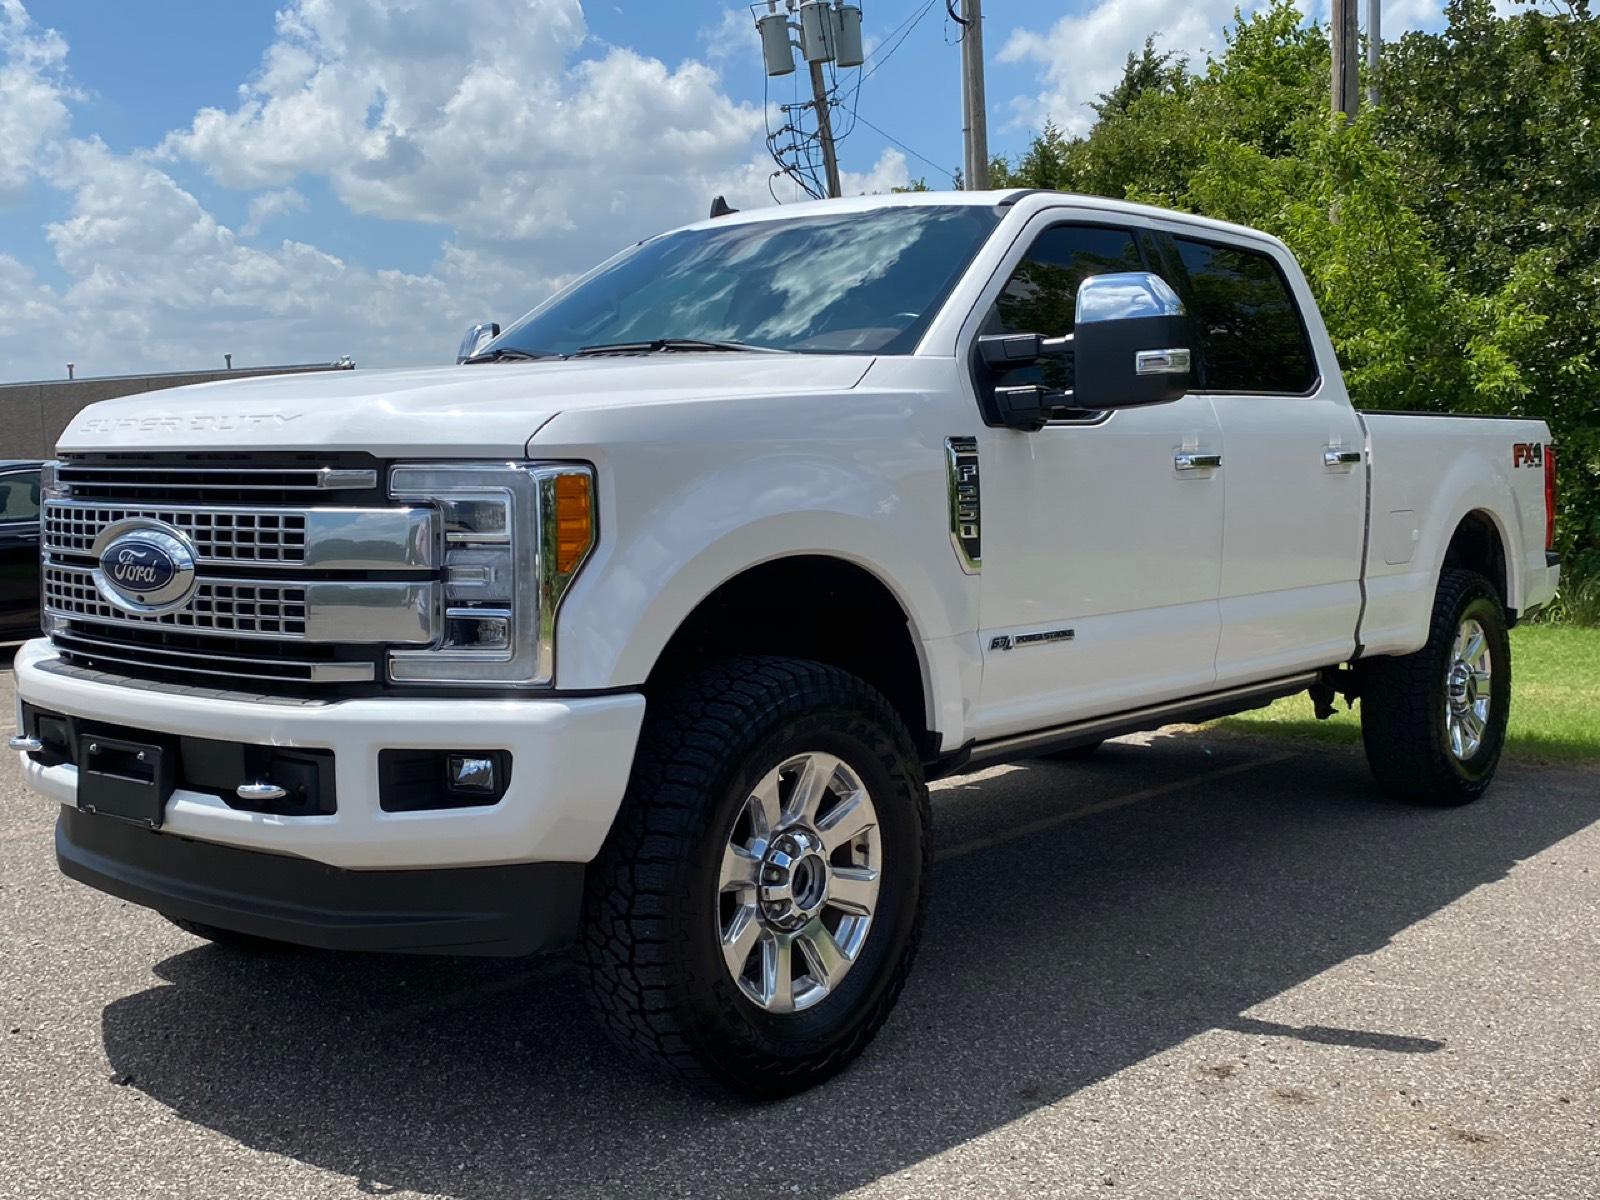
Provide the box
[977,332,1074,430]
[977,331,1073,370]
[993,383,1073,432]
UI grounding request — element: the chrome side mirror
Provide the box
[456,321,500,363]
[975,271,1191,431]
[1071,272,1191,410]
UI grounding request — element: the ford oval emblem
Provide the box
[91,520,199,615]
[102,540,178,595]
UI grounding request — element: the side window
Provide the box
[1168,238,1317,393]
[985,224,1144,338]
[0,471,40,522]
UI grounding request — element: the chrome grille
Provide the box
[44,455,440,692]
[45,564,309,638]
[50,626,374,685]
[56,461,377,504]
[44,502,308,564]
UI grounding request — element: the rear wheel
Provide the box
[579,656,929,1098]
[1359,568,1511,806]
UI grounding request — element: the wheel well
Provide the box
[1443,511,1509,613]
[647,556,934,757]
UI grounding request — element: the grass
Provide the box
[1217,624,1600,764]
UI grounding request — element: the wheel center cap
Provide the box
[1447,663,1473,711]
[759,829,830,929]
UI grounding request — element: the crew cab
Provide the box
[10,191,1560,1097]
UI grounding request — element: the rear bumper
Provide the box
[56,806,581,955]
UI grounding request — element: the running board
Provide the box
[937,673,1319,778]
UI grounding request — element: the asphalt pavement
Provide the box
[2,649,1597,1199]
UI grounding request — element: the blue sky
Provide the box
[0,0,1450,383]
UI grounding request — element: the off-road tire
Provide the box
[1359,568,1511,806]
[578,656,930,1098]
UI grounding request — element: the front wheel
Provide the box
[579,657,930,1098]
[1359,568,1511,806]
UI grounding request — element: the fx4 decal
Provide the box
[1513,442,1544,469]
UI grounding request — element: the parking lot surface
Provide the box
[3,652,1597,1199]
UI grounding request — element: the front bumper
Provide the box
[56,805,582,956]
[12,638,646,870]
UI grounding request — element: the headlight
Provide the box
[387,461,596,687]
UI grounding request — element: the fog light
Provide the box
[444,610,511,650]
[447,754,497,793]
[378,748,511,811]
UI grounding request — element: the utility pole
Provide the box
[1331,0,1360,121]
[959,0,989,188]
[809,58,843,198]
[759,2,860,199]
[1366,0,1381,108]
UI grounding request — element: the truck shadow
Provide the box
[99,735,1599,1199]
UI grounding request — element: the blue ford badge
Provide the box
[103,541,177,594]
[91,521,199,614]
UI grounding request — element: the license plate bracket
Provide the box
[78,734,176,828]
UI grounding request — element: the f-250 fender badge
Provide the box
[1513,442,1544,468]
[945,436,981,574]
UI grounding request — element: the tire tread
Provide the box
[577,655,929,1095]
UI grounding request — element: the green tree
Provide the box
[991,0,1597,600]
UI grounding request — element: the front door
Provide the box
[966,218,1225,741]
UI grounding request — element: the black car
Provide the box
[0,460,42,643]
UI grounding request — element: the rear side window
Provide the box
[0,471,39,521]
[1168,237,1316,394]
[985,224,1144,338]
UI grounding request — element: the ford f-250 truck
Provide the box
[11,191,1561,1097]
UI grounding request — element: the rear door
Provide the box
[0,466,42,640]
[1156,233,1366,683]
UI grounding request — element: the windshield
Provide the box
[487,205,1001,358]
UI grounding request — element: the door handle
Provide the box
[1174,452,1222,471]
[1324,449,1363,467]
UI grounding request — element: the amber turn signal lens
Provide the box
[553,471,594,574]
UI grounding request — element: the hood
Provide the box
[56,354,874,457]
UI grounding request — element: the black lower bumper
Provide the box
[56,807,583,956]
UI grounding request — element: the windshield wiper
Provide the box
[463,347,559,364]
[571,338,786,357]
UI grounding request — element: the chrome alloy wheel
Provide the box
[717,752,881,1013]
[1445,617,1494,760]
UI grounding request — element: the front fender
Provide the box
[536,413,978,729]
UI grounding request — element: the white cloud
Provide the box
[159,0,768,271]
[1000,0,1449,137]
[999,0,1246,136]
[241,187,309,237]
[0,0,73,202]
[38,138,478,372]
[842,147,912,195]
[0,1,930,382]
[700,7,755,63]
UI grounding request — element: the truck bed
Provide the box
[1358,410,1558,657]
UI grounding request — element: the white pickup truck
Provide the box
[11,190,1561,1096]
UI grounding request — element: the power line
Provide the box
[850,111,960,185]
